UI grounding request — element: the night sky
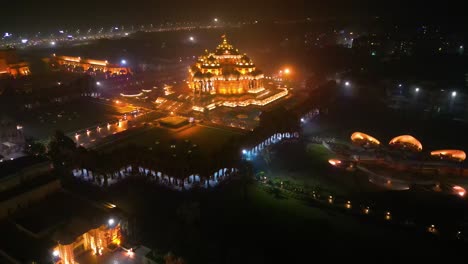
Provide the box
[1,0,466,32]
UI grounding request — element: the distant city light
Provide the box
[189,36,194,41]
[21,39,28,44]
[121,59,127,65]
[300,118,305,123]
[398,84,402,87]
[214,18,219,22]
[345,81,350,87]
[50,41,56,46]
[3,32,12,37]
[460,45,464,49]
[114,27,119,30]
[415,87,420,92]
[59,30,64,33]
[453,186,466,197]
[96,81,101,86]
[108,218,115,226]
[452,91,457,98]
[124,32,129,36]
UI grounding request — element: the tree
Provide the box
[47,130,76,169]
[25,137,46,156]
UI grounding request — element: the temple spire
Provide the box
[221,34,227,44]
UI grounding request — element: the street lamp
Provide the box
[415,87,420,92]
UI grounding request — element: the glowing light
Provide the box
[50,41,56,46]
[452,91,457,98]
[104,202,116,208]
[127,248,134,257]
[398,84,402,87]
[115,100,120,104]
[363,207,370,214]
[300,118,305,123]
[52,250,59,257]
[453,186,466,197]
[430,150,466,162]
[108,218,115,226]
[415,87,420,92]
[214,18,219,22]
[189,36,194,41]
[96,81,101,86]
[21,39,28,44]
[389,135,423,152]
[385,211,391,220]
[345,201,352,209]
[345,81,350,86]
[242,149,247,154]
[351,132,380,146]
[284,68,290,74]
[328,196,333,204]
[328,159,342,166]
[121,59,127,65]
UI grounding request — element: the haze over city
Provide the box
[2,0,468,263]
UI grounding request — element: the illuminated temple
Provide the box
[183,36,288,111]
[189,35,265,95]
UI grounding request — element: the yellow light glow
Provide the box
[430,149,466,162]
[453,186,466,197]
[351,132,381,146]
[328,159,342,166]
[345,201,351,209]
[389,135,423,151]
[385,211,391,220]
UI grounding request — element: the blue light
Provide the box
[242,149,247,155]
[121,59,127,65]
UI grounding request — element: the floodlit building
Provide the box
[52,218,122,264]
[180,35,288,112]
[389,135,423,152]
[0,49,31,78]
[430,149,466,162]
[188,35,264,95]
[350,132,380,147]
[47,55,131,77]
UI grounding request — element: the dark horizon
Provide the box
[2,0,468,32]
